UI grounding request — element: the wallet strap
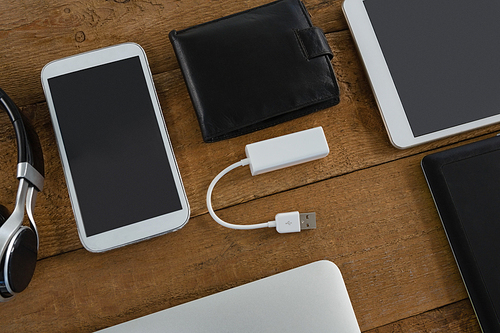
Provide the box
[294,27,333,60]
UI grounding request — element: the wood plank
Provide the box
[0,149,473,331]
[1,1,495,332]
[3,29,500,259]
[366,300,481,333]
[0,0,346,107]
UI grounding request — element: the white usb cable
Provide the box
[206,127,329,233]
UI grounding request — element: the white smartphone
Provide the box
[41,43,190,252]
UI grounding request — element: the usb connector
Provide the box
[300,212,316,230]
[206,127,328,233]
[274,211,317,233]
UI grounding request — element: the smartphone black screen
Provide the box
[48,56,182,236]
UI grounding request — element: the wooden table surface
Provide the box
[0,0,491,332]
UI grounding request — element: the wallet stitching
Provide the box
[207,92,339,141]
[295,27,333,60]
[202,60,340,140]
[294,29,310,60]
[210,96,339,142]
[295,0,338,95]
[298,0,313,28]
[204,59,340,140]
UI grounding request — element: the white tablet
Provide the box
[343,0,500,148]
[41,43,190,252]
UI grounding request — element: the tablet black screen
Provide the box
[422,137,500,332]
[443,152,500,304]
[364,0,500,137]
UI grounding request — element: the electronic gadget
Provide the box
[207,127,328,232]
[422,136,500,332]
[96,260,361,332]
[41,43,190,252]
[0,88,44,302]
[343,0,500,148]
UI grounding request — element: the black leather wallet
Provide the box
[169,0,340,142]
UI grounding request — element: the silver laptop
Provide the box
[97,260,360,332]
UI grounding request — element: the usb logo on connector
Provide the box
[275,212,316,234]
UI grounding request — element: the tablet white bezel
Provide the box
[41,43,190,252]
[342,0,500,149]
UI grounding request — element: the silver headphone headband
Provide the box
[0,89,43,302]
[17,162,44,192]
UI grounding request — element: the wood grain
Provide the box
[0,150,474,331]
[0,0,492,331]
[0,0,346,107]
[3,29,500,260]
[366,300,481,333]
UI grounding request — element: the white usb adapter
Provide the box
[206,126,329,233]
[245,126,330,175]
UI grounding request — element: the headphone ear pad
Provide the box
[0,227,38,296]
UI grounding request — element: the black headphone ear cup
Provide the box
[0,204,9,227]
[0,227,38,296]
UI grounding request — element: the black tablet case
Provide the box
[169,0,340,142]
[422,136,500,333]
